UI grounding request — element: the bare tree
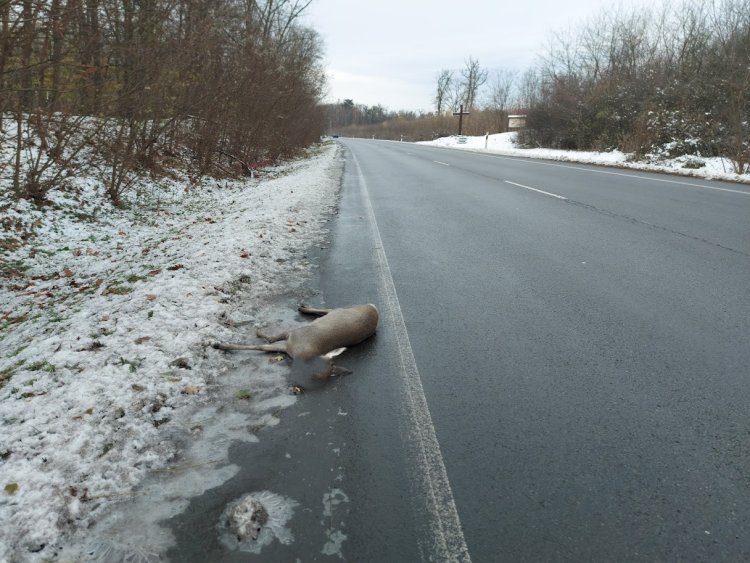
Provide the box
[711,0,750,173]
[460,57,487,111]
[434,69,453,115]
[516,68,540,110]
[446,77,465,113]
[484,69,516,132]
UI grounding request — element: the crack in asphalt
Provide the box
[561,197,750,258]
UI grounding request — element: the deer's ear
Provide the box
[324,347,347,360]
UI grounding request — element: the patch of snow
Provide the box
[0,142,342,561]
[321,488,349,558]
[419,132,750,184]
[322,529,348,558]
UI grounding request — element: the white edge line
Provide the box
[351,152,472,563]
[483,153,750,195]
[504,180,568,200]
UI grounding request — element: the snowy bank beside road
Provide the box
[0,143,342,560]
[419,132,750,184]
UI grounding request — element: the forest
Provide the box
[1,0,327,205]
[327,0,749,174]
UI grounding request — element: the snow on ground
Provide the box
[419,132,750,183]
[0,143,342,561]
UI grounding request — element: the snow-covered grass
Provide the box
[419,132,750,183]
[0,142,342,561]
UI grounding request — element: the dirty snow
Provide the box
[420,132,750,183]
[0,142,342,561]
[218,490,299,553]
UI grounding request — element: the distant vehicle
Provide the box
[332,134,339,138]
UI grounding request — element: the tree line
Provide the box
[522,0,749,173]
[328,0,749,174]
[1,0,327,204]
[325,107,516,142]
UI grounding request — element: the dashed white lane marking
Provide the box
[352,152,472,563]
[486,154,750,196]
[504,180,568,200]
[434,160,451,166]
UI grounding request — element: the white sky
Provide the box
[303,0,657,112]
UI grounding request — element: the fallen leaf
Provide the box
[94,278,103,287]
[134,336,151,344]
[182,385,200,395]
[145,294,157,301]
[131,384,145,392]
[147,269,161,276]
[171,357,191,369]
[4,483,18,495]
[62,268,74,277]
[167,264,184,271]
[118,229,126,236]
[239,249,250,258]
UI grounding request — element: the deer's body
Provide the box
[214,304,379,379]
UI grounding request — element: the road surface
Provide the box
[168,139,750,562]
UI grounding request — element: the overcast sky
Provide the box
[303,0,656,112]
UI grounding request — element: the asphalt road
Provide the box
[169,139,750,562]
[329,139,750,562]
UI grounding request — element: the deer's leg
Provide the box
[331,364,353,376]
[213,341,289,354]
[256,328,289,342]
[298,305,332,317]
[312,363,353,381]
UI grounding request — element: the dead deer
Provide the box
[213,304,379,380]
